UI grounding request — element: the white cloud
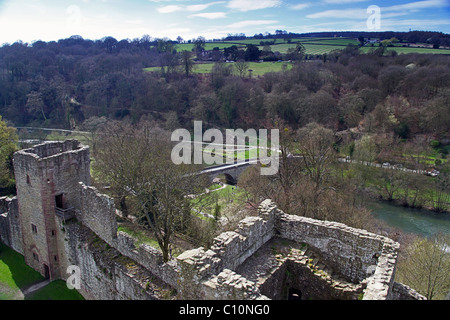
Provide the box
[383,0,449,12]
[158,1,225,13]
[380,18,450,27]
[291,3,311,10]
[148,0,192,2]
[157,5,182,13]
[307,0,450,19]
[227,20,279,28]
[323,0,369,3]
[306,8,366,19]
[190,12,227,19]
[187,2,225,12]
[227,0,282,12]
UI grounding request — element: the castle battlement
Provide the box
[16,140,88,160]
[0,140,425,300]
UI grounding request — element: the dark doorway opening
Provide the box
[43,264,50,279]
[288,288,302,300]
[55,194,64,209]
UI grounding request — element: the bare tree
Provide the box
[180,50,195,78]
[378,167,405,201]
[93,120,207,261]
[234,60,249,78]
[432,171,449,213]
[296,122,338,213]
[396,234,450,300]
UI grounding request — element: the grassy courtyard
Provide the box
[0,242,84,300]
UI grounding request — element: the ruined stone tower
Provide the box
[12,140,90,280]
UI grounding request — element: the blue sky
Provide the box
[0,0,449,44]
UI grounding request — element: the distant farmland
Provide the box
[145,37,450,77]
[173,37,450,56]
[144,61,293,76]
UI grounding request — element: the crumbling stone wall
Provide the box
[390,282,426,300]
[115,231,179,289]
[275,208,389,284]
[0,140,422,301]
[76,182,117,247]
[362,238,399,300]
[0,197,23,254]
[236,237,365,300]
[58,220,175,300]
[177,199,402,300]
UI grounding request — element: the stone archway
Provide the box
[224,173,237,185]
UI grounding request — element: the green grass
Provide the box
[174,37,450,56]
[302,38,359,46]
[145,61,293,76]
[191,184,249,218]
[401,153,448,166]
[341,164,449,211]
[0,242,84,300]
[360,46,450,55]
[176,42,246,52]
[145,37,450,76]
[117,225,161,250]
[173,37,359,55]
[0,242,44,300]
[25,280,85,300]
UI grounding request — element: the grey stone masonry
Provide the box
[0,196,23,254]
[0,140,425,300]
[177,199,405,300]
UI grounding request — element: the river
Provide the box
[368,200,450,238]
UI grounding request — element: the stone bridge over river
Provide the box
[200,158,258,185]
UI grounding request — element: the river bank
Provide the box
[367,198,450,238]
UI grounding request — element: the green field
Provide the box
[166,37,450,56]
[367,46,450,55]
[165,37,450,58]
[176,42,246,51]
[145,37,450,77]
[145,61,293,76]
[247,37,447,55]
[174,37,358,55]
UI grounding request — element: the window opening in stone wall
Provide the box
[26,174,31,185]
[54,193,75,221]
[31,224,37,234]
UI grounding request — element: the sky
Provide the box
[0,0,449,44]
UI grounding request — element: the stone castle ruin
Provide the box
[0,140,425,300]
